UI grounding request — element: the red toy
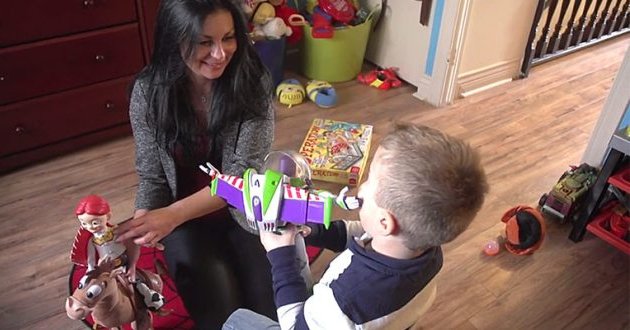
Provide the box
[310,0,356,39]
[318,0,355,23]
[311,7,334,38]
[357,67,402,90]
[273,0,304,44]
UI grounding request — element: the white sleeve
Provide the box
[302,283,355,330]
[277,302,305,330]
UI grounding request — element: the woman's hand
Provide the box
[115,207,180,247]
[259,223,300,252]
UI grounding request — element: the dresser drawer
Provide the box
[0,24,144,105]
[0,77,133,156]
[0,0,137,47]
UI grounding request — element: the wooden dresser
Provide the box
[0,0,159,172]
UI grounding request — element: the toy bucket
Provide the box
[253,36,286,87]
[300,8,378,82]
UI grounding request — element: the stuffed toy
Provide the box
[253,17,293,39]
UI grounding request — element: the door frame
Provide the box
[414,0,472,107]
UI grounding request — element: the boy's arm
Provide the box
[305,220,365,252]
[259,226,309,329]
[266,246,309,329]
[260,225,362,330]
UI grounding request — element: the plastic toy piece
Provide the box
[538,163,598,223]
[66,258,164,330]
[276,79,306,108]
[67,195,165,328]
[357,67,402,90]
[483,239,501,256]
[318,0,356,24]
[501,205,546,255]
[202,161,359,232]
[311,7,334,38]
[306,80,337,108]
[210,169,336,231]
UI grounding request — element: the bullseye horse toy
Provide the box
[66,258,164,330]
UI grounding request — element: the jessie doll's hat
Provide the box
[501,205,546,255]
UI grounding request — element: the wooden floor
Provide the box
[1,35,629,330]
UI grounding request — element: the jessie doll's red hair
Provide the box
[75,195,111,216]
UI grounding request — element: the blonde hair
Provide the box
[376,124,488,250]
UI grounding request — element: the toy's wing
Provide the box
[70,228,91,267]
[210,174,245,213]
[280,186,332,229]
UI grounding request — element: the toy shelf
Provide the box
[586,204,630,255]
[608,167,630,193]
[570,130,630,242]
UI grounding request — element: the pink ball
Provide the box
[483,239,500,256]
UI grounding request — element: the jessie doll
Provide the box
[71,195,165,311]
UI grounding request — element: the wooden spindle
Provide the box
[615,0,630,30]
[560,0,583,49]
[574,0,594,46]
[535,0,560,57]
[604,0,624,35]
[593,0,615,39]
[584,0,605,42]
[550,0,572,53]
[520,0,547,77]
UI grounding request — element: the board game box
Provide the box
[298,118,373,186]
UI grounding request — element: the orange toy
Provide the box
[501,205,546,255]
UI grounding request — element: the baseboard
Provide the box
[457,59,521,97]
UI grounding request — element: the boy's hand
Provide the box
[259,223,300,252]
[336,186,362,210]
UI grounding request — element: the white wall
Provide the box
[581,46,630,166]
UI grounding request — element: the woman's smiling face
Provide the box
[184,9,237,81]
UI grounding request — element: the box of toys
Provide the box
[298,118,373,186]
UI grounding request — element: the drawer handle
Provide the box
[105,101,115,110]
[15,126,25,135]
[83,0,95,7]
[95,54,106,62]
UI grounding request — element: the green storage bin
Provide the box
[301,10,377,83]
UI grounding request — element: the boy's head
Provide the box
[358,124,488,251]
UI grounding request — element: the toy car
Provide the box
[538,163,598,223]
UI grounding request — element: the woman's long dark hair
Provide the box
[136,0,272,159]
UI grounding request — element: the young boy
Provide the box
[223,124,488,329]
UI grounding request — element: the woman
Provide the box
[115,0,276,327]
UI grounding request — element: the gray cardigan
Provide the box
[129,80,274,233]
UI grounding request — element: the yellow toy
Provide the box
[276,79,306,108]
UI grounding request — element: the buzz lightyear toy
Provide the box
[199,150,361,288]
[199,150,361,231]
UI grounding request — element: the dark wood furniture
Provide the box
[0,0,158,172]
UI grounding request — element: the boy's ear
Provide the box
[379,209,398,236]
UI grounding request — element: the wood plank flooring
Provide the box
[1,35,628,329]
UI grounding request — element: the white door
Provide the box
[364,0,470,107]
[365,0,427,87]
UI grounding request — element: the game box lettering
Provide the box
[298,118,373,185]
